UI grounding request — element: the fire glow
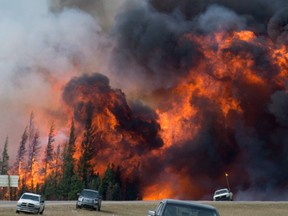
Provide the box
[59,28,288,200]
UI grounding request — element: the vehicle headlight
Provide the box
[17,202,21,206]
[78,196,83,201]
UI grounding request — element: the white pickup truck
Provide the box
[213,188,233,201]
[16,192,45,214]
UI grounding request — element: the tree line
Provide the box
[0,112,141,200]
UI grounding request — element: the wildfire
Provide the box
[143,183,175,201]
[10,1,288,201]
[18,28,288,200]
[141,28,288,199]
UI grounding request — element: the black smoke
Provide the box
[110,0,288,91]
[150,0,288,32]
[106,0,288,200]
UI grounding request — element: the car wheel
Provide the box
[98,205,101,211]
[16,210,19,214]
[40,207,45,214]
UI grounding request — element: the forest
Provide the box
[0,112,141,201]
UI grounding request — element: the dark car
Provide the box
[76,189,102,211]
[148,199,220,216]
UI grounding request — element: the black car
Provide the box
[76,189,102,211]
[148,199,220,216]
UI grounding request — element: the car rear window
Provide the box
[163,204,217,216]
[21,194,39,201]
[81,190,99,198]
[215,189,228,195]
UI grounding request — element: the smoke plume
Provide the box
[107,0,288,200]
[2,0,288,200]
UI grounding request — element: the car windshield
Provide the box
[163,204,217,216]
[81,190,99,198]
[215,189,228,195]
[21,194,39,202]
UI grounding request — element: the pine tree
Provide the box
[15,128,28,174]
[115,165,122,189]
[43,123,55,179]
[68,175,83,200]
[59,119,77,199]
[29,131,41,191]
[1,137,9,175]
[27,112,36,173]
[87,173,101,191]
[0,137,9,200]
[100,164,122,200]
[64,119,76,178]
[78,103,96,188]
[44,171,57,200]
[99,164,115,200]
[124,175,141,200]
[114,166,123,199]
[41,123,55,197]
[106,182,121,200]
[54,144,62,188]
[106,182,114,200]
[43,144,62,200]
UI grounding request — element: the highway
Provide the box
[0,200,157,207]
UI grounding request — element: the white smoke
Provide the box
[0,0,122,160]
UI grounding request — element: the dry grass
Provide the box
[208,201,288,216]
[0,201,287,216]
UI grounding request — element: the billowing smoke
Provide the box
[0,0,111,159]
[110,0,288,93]
[267,8,288,42]
[49,0,127,30]
[107,0,288,200]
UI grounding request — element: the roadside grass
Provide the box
[0,201,287,216]
[209,201,288,216]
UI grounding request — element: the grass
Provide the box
[0,201,288,216]
[208,201,288,216]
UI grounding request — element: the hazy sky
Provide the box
[0,0,122,160]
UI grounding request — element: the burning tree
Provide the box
[14,128,28,195]
[43,123,55,180]
[28,131,41,191]
[1,137,9,175]
[0,137,10,200]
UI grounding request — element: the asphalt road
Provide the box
[0,200,156,207]
[1,200,287,208]
[0,200,73,207]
